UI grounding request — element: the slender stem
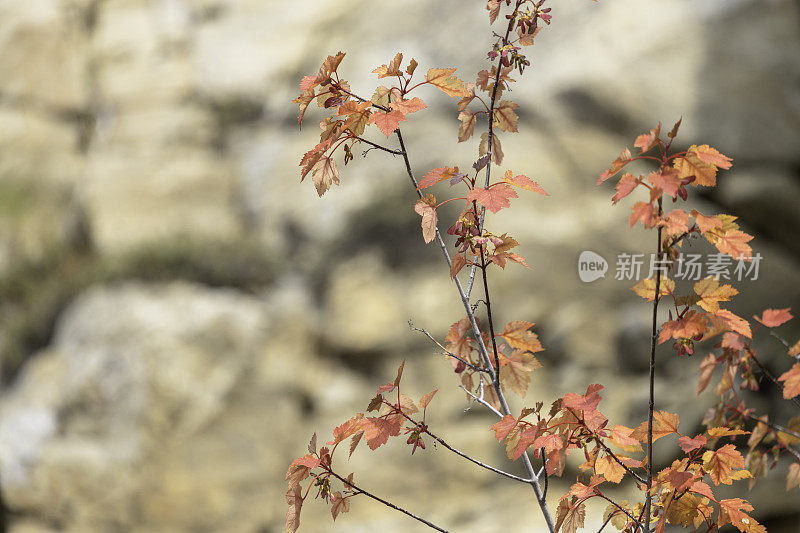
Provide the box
[394,127,555,533]
[592,435,646,485]
[389,403,537,484]
[480,253,502,385]
[747,349,800,411]
[727,405,800,441]
[355,136,403,155]
[769,330,800,361]
[597,513,615,533]
[328,471,449,532]
[409,321,489,373]
[596,494,645,532]
[643,197,664,533]
[461,384,504,417]
[465,0,523,299]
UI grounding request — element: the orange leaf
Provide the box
[310,156,340,197]
[693,277,738,312]
[467,184,518,214]
[368,109,407,137]
[634,123,661,153]
[660,209,691,237]
[756,308,792,328]
[717,498,765,533]
[595,454,626,483]
[418,167,458,189]
[789,339,800,357]
[499,350,542,397]
[702,444,747,485]
[787,463,800,491]
[658,311,708,343]
[372,52,403,78]
[555,498,586,533]
[363,416,402,450]
[715,230,753,260]
[631,411,680,443]
[425,67,470,97]
[673,148,718,187]
[778,362,800,399]
[630,201,659,228]
[450,253,467,279]
[689,144,732,169]
[648,168,682,198]
[631,276,675,301]
[490,414,518,442]
[610,424,642,452]
[500,320,544,353]
[697,353,718,394]
[706,309,752,339]
[597,147,632,184]
[502,170,549,196]
[511,424,540,460]
[390,97,427,116]
[678,434,707,452]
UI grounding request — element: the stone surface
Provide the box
[0,0,799,531]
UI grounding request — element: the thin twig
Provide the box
[465,0,524,300]
[328,471,449,532]
[479,252,502,386]
[460,384,504,417]
[727,406,800,441]
[597,512,615,533]
[356,136,403,155]
[747,350,800,411]
[395,127,556,533]
[409,320,489,373]
[397,410,537,484]
[592,435,647,485]
[644,197,664,533]
[596,494,645,532]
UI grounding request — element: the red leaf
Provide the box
[611,173,639,204]
[490,415,518,442]
[678,434,707,453]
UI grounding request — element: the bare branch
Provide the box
[328,471,449,532]
[408,320,489,374]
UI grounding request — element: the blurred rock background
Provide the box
[0,0,799,531]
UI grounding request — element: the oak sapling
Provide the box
[287,2,800,532]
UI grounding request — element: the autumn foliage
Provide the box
[287,1,800,532]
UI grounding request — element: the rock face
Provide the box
[0,0,799,532]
